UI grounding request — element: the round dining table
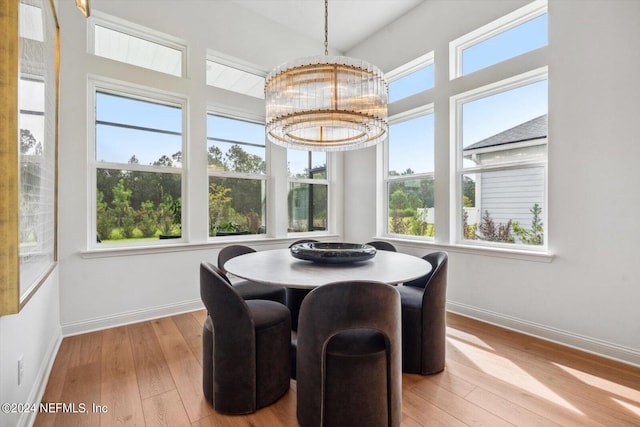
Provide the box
[223,248,432,289]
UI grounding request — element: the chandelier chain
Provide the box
[324,0,329,55]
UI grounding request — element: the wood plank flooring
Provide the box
[34,311,640,426]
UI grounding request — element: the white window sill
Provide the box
[377,237,554,263]
[80,233,341,259]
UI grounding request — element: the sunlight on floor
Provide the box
[552,363,640,416]
[612,398,640,417]
[449,337,584,414]
[552,363,640,401]
[446,327,496,352]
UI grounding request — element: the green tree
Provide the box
[226,144,265,174]
[390,190,409,210]
[96,190,114,241]
[111,179,135,238]
[462,176,476,206]
[136,200,158,237]
[513,203,544,245]
[208,182,232,236]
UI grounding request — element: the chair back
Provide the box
[366,240,397,252]
[200,262,256,412]
[410,252,448,375]
[404,251,447,290]
[297,281,401,427]
[217,245,256,274]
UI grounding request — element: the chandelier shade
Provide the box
[265,55,389,151]
[265,56,388,151]
[265,0,388,151]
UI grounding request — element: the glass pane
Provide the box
[387,177,434,237]
[209,177,266,237]
[389,64,434,103]
[96,169,182,242]
[96,92,182,166]
[463,14,547,75]
[207,115,266,174]
[462,169,544,246]
[288,150,327,179]
[206,60,265,99]
[462,80,547,168]
[389,113,434,175]
[19,3,43,41]
[94,25,183,77]
[288,183,327,232]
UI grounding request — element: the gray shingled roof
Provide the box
[464,114,547,151]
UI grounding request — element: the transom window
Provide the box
[206,58,265,99]
[387,52,434,103]
[450,0,547,78]
[90,13,185,77]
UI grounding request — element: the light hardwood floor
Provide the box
[34,311,640,426]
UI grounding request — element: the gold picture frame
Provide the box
[0,0,59,315]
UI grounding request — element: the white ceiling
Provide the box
[230,0,426,53]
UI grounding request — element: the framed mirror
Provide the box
[0,0,59,315]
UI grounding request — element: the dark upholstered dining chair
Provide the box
[286,239,319,331]
[217,244,286,304]
[366,240,397,252]
[200,262,291,414]
[296,281,402,427]
[396,251,448,375]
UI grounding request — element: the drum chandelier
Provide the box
[265,0,388,151]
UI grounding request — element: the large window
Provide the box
[207,114,267,237]
[455,72,548,248]
[381,1,548,254]
[93,89,184,244]
[287,150,328,232]
[386,107,435,238]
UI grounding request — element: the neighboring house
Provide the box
[463,114,547,229]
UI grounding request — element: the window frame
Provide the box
[384,104,435,240]
[88,78,188,249]
[450,67,549,251]
[449,0,547,79]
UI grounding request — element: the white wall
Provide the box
[0,270,62,427]
[344,0,640,364]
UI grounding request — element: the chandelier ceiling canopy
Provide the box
[265,0,388,151]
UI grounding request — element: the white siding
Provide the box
[477,166,545,229]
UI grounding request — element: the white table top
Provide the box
[223,248,432,289]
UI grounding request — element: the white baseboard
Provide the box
[19,328,62,427]
[61,299,204,337]
[447,301,640,368]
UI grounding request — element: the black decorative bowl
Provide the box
[290,242,377,264]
